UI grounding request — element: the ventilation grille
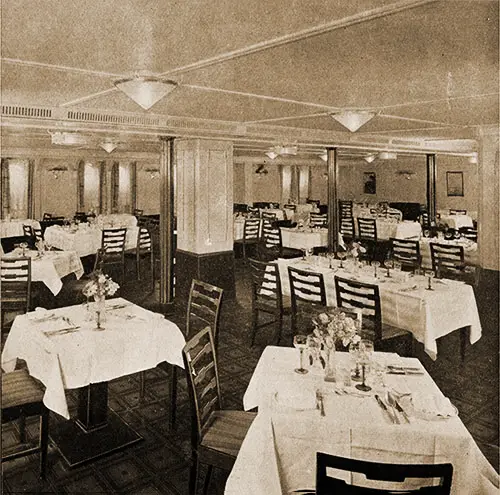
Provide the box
[66,110,161,127]
[1,105,52,118]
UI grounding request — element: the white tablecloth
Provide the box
[259,208,285,220]
[420,238,478,270]
[280,227,328,250]
[95,213,137,228]
[4,249,84,295]
[225,347,499,495]
[1,298,185,419]
[356,218,422,241]
[439,214,474,230]
[44,225,138,257]
[283,204,318,223]
[275,257,482,359]
[0,219,41,238]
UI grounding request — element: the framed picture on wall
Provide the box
[446,171,464,197]
[363,172,376,194]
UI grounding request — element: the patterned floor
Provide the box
[2,259,499,494]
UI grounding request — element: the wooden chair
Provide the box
[357,218,378,261]
[288,266,327,335]
[2,369,50,480]
[133,208,144,217]
[167,279,224,428]
[316,452,453,494]
[94,227,127,283]
[261,211,277,220]
[419,211,430,228]
[248,258,290,346]
[339,200,353,218]
[182,327,256,495]
[449,209,467,215]
[309,212,328,228]
[259,219,282,260]
[23,225,43,247]
[340,217,355,243]
[334,275,412,354]
[127,226,153,280]
[42,213,52,221]
[429,242,467,278]
[235,218,261,259]
[74,211,87,223]
[390,238,421,272]
[459,227,478,242]
[1,257,31,333]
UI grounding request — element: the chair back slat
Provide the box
[182,327,222,444]
[458,227,477,242]
[186,280,223,341]
[335,275,381,341]
[243,218,261,240]
[136,227,152,254]
[391,238,421,269]
[309,213,328,228]
[357,218,377,241]
[340,217,355,240]
[449,209,467,215]
[249,258,282,306]
[261,211,277,220]
[430,243,465,274]
[1,257,31,314]
[316,452,453,494]
[339,200,353,218]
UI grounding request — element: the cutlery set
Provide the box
[375,393,410,424]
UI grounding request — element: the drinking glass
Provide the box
[426,270,435,290]
[337,251,347,268]
[355,339,374,392]
[372,260,381,278]
[293,334,309,374]
[393,260,402,273]
[384,256,394,277]
[349,341,362,382]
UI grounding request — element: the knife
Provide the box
[394,398,411,423]
[375,394,398,424]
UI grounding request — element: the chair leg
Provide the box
[39,408,49,480]
[169,365,178,429]
[276,311,283,345]
[203,465,213,495]
[250,307,258,346]
[189,451,200,495]
[460,326,469,363]
[139,371,146,401]
[136,256,141,281]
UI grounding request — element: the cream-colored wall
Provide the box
[251,164,281,203]
[136,162,161,214]
[233,163,246,204]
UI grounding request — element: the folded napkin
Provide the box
[273,389,317,412]
[411,393,457,418]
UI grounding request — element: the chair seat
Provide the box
[200,410,256,467]
[2,369,45,410]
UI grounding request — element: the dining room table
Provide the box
[280,227,328,251]
[274,256,482,360]
[1,297,185,467]
[225,346,499,495]
[419,237,478,270]
[439,213,474,230]
[44,223,139,257]
[2,248,84,295]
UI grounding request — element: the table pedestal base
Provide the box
[50,410,143,468]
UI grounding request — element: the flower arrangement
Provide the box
[310,308,361,349]
[83,270,120,299]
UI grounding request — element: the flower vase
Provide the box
[94,294,106,330]
[323,345,337,382]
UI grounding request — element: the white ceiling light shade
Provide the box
[265,150,279,160]
[468,153,478,164]
[114,72,178,110]
[379,151,398,160]
[100,140,118,153]
[364,154,376,163]
[319,151,328,162]
[330,110,376,132]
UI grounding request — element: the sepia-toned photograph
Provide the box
[0,1,498,494]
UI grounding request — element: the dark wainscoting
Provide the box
[175,249,235,302]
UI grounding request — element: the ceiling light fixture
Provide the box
[468,153,478,164]
[114,71,178,110]
[331,110,376,132]
[363,154,377,163]
[265,145,299,160]
[319,151,328,162]
[379,151,398,160]
[99,139,118,153]
[48,166,68,179]
[255,164,269,176]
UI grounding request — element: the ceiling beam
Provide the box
[160,0,438,77]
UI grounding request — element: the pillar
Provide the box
[327,147,339,254]
[426,154,437,222]
[477,125,499,272]
[175,139,235,300]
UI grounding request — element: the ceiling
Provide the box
[1,0,498,158]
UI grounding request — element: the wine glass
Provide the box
[355,339,374,392]
[337,251,347,268]
[349,341,362,382]
[384,255,394,277]
[372,260,381,278]
[426,270,435,290]
[293,334,309,374]
[19,242,28,256]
